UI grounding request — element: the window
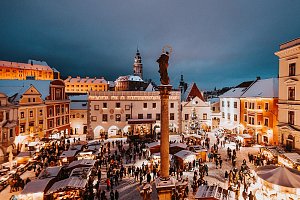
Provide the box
[57,118,60,126]
[102,114,108,122]
[289,63,296,76]
[185,114,189,120]
[126,114,131,121]
[56,106,60,115]
[264,118,269,127]
[91,116,97,121]
[227,101,230,108]
[245,102,248,109]
[170,103,174,108]
[33,98,36,102]
[49,120,53,128]
[288,111,295,125]
[81,114,84,118]
[248,116,255,125]
[288,87,295,100]
[212,107,215,112]
[125,105,130,110]
[152,103,156,108]
[20,124,25,133]
[29,110,33,117]
[103,103,107,108]
[265,102,269,111]
[62,117,65,125]
[143,103,147,108]
[203,113,207,120]
[147,114,152,119]
[138,114,143,119]
[222,112,225,118]
[116,114,121,121]
[234,114,237,121]
[21,112,25,119]
[9,129,13,138]
[170,113,175,120]
[227,113,230,120]
[28,98,31,102]
[156,113,161,120]
[66,117,69,124]
[94,105,99,110]
[39,110,43,116]
[222,101,224,107]
[39,120,43,125]
[244,114,247,122]
[116,102,121,108]
[234,102,237,109]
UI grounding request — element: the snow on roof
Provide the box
[38,166,63,179]
[219,87,247,98]
[174,150,196,159]
[51,67,60,73]
[60,150,78,158]
[241,78,278,98]
[208,97,219,104]
[170,143,187,149]
[282,153,300,164]
[69,94,88,101]
[145,83,155,91]
[145,142,160,148]
[46,177,87,195]
[0,80,50,101]
[116,75,143,82]
[64,77,107,84]
[20,178,54,195]
[70,101,87,110]
[0,60,52,71]
[28,59,49,66]
[67,159,96,169]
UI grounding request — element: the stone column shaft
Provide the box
[159,85,172,179]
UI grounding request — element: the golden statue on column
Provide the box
[157,46,172,85]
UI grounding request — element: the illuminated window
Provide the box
[227,113,230,120]
[264,118,269,127]
[91,116,97,121]
[21,112,25,118]
[265,102,269,111]
[185,114,189,120]
[138,114,143,119]
[39,110,43,116]
[94,105,99,110]
[203,113,207,120]
[29,110,33,117]
[126,114,131,121]
[147,114,152,119]
[234,114,237,121]
[116,114,121,121]
[102,114,107,122]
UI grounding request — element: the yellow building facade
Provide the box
[64,76,108,93]
[275,38,300,150]
[0,60,56,80]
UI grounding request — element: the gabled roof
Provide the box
[241,78,278,98]
[182,82,205,102]
[219,80,255,98]
[0,80,51,102]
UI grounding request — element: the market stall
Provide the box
[46,177,87,200]
[260,146,285,164]
[60,150,78,165]
[15,151,35,165]
[195,185,235,200]
[67,159,96,171]
[255,165,300,199]
[38,166,64,180]
[188,145,207,162]
[236,134,253,147]
[170,143,187,154]
[278,152,300,170]
[174,150,196,170]
[145,141,160,156]
[18,178,54,200]
[76,151,96,160]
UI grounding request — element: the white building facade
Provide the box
[70,95,88,135]
[88,90,181,139]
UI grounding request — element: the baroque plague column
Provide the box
[155,48,176,199]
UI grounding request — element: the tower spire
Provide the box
[133,48,143,79]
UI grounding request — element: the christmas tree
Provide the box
[189,108,200,134]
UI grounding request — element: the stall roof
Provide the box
[38,166,63,179]
[170,143,187,149]
[174,150,195,159]
[67,159,96,170]
[16,151,34,157]
[256,165,300,188]
[282,153,300,165]
[70,167,92,178]
[237,134,252,139]
[20,178,54,195]
[60,150,78,158]
[195,185,235,200]
[145,142,160,148]
[46,177,87,195]
[69,144,84,151]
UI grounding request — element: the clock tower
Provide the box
[133,48,143,79]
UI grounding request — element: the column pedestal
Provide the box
[156,85,175,200]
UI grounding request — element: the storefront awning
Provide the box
[127,119,156,124]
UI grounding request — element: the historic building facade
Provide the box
[275,38,300,150]
[64,76,108,94]
[69,95,88,135]
[0,60,59,80]
[88,90,181,139]
[0,80,70,149]
[240,78,278,145]
[219,81,255,134]
[0,93,18,162]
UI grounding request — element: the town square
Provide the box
[1,1,300,200]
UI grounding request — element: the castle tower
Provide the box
[133,48,143,79]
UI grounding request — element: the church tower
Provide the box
[133,48,143,79]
